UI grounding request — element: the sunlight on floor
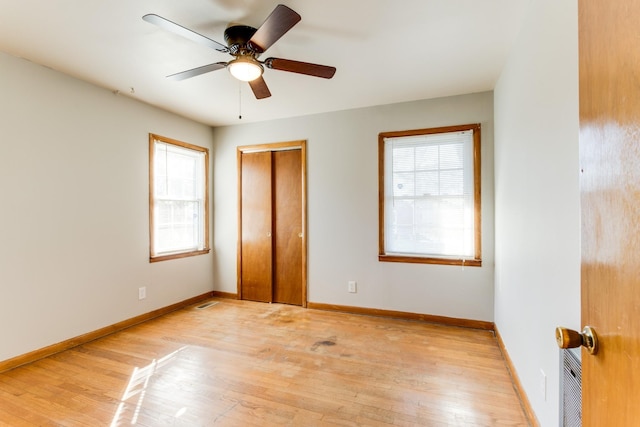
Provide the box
[110,346,189,426]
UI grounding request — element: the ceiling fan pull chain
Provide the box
[238,82,242,120]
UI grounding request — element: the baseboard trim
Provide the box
[495,326,539,427]
[307,302,494,331]
[211,291,238,299]
[0,291,214,374]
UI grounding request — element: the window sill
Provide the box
[378,254,481,267]
[150,248,211,263]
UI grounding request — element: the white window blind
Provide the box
[383,129,475,259]
[153,141,205,256]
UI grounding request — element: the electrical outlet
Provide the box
[348,281,357,293]
[539,369,547,401]
[138,286,147,300]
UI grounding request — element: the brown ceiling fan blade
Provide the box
[265,58,336,79]
[143,14,229,53]
[248,5,301,53]
[248,76,272,99]
[167,62,227,81]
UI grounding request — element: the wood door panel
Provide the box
[240,151,273,302]
[579,1,640,424]
[273,150,303,305]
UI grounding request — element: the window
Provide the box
[378,124,481,266]
[149,134,210,262]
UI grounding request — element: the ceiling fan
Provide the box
[143,4,336,100]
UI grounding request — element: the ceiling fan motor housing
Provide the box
[224,25,258,56]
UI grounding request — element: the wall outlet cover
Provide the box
[348,281,357,293]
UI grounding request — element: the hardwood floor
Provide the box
[0,299,529,426]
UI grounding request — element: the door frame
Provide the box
[236,140,308,307]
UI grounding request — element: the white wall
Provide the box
[493,0,579,425]
[213,92,495,322]
[0,52,215,362]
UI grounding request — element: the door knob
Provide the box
[555,326,599,355]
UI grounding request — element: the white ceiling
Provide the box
[0,0,529,127]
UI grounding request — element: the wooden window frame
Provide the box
[149,133,210,263]
[378,123,482,267]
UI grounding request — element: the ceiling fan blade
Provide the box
[248,4,301,53]
[143,14,229,53]
[167,62,227,81]
[265,58,336,79]
[248,76,272,99]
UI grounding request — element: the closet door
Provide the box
[238,142,306,306]
[240,151,273,302]
[273,149,302,305]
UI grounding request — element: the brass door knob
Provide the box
[555,326,599,355]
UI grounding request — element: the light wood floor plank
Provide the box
[0,299,529,426]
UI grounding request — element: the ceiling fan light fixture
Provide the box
[228,57,263,82]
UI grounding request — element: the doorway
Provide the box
[237,140,307,306]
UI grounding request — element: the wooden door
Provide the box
[238,141,307,306]
[273,150,303,305]
[240,151,273,302]
[579,0,640,424]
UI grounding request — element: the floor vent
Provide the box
[560,348,582,426]
[195,301,219,310]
